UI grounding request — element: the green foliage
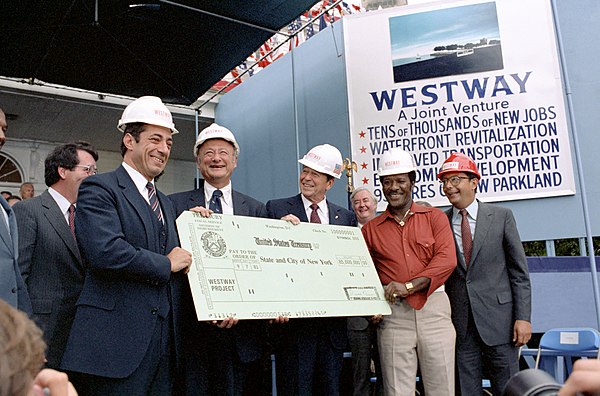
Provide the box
[523,237,600,256]
[523,241,546,256]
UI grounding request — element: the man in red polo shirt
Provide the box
[362,147,457,395]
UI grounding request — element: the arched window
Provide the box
[0,153,24,183]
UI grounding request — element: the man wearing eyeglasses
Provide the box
[13,141,98,369]
[438,152,531,396]
[169,123,267,395]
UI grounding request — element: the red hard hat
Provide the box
[437,152,480,179]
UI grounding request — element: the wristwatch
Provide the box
[405,282,414,294]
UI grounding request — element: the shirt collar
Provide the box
[374,202,429,226]
[48,187,72,215]
[204,181,232,207]
[301,194,327,213]
[122,162,154,196]
[452,199,479,221]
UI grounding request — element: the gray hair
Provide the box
[350,186,377,204]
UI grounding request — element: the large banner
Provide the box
[344,0,575,209]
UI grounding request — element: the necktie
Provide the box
[209,189,223,214]
[310,203,321,224]
[460,209,472,265]
[68,204,76,241]
[146,182,163,222]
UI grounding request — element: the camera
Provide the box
[503,369,562,396]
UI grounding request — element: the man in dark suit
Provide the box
[169,123,267,395]
[266,144,357,396]
[60,96,192,395]
[438,152,532,395]
[14,141,98,369]
[0,107,31,314]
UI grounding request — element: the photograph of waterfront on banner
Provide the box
[390,2,503,83]
[343,0,575,210]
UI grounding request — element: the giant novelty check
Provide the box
[176,211,391,320]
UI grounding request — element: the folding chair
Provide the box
[534,327,600,383]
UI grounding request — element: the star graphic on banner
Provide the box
[361,162,368,170]
[360,146,367,153]
[359,130,366,138]
[362,177,369,184]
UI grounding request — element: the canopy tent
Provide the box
[0,0,321,160]
[1,0,320,106]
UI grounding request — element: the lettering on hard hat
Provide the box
[385,160,401,167]
[442,161,459,171]
[307,153,322,161]
[154,109,170,118]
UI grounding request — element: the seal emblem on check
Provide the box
[201,231,227,257]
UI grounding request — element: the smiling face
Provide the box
[61,149,97,202]
[381,173,414,214]
[352,189,377,225]
[123,124,172,181]
[441,171,478,209]
[299,166,333,204]
[196,138,237,188]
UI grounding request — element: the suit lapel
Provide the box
[446,208,468,272]
[327,201,342,225]
[116,166,157,251]
[232,190,247,216]
[189,183,206,209]
[289,194,309,222]
[0,196,15,254]
[41,192,82,263]
[470,200,492,266]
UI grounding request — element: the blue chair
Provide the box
[534,327,600,383]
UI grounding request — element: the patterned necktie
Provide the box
[209,189,223,214]
[68,204,76,241]
[460,209,472,265]
[310,203,321,224]
[146,182,163,222]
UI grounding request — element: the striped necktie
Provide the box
[146,182,163,222]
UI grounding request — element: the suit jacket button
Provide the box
[151,308,158,315]
[11,287,17,294]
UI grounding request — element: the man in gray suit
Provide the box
[438,152,532,395]
[0,107,31,314]
[14,141,98,369]
[169,123,267,395]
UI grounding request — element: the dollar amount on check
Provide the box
[176,212,391,320]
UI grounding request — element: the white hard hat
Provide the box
[377,148,416,177]
[194,123,240,156]
[117,96,179,134]
[298,144,343,179]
